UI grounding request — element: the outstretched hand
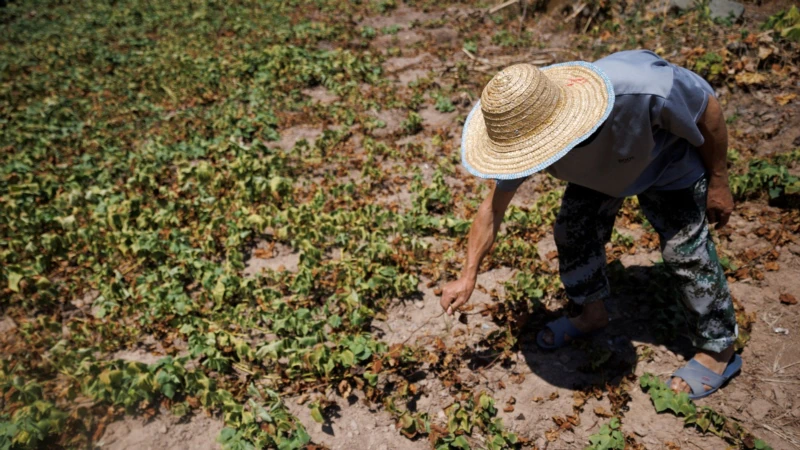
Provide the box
[707,180,733,229]
[440,277,476,315]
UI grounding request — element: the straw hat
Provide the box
[461,61,615,180]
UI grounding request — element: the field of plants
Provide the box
[1,0,799,449]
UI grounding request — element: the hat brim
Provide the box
[461,61,615,180]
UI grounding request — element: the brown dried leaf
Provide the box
[735,72,767,86]
[573,392,586,409]
[503,404,515,412]
[593,406,613,418]
[734,268,749,280]
[510,373,525,384]
[780,293,798,305]
[776,93,797,106]
[764,261,779,271]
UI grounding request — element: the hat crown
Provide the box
[480,64,560,145]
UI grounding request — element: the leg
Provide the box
[638,177,738,394]
[541,183,623,345]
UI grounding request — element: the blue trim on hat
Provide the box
[460,61,616,180]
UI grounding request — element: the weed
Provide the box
[729,152,800,203]
[640,374,772,449]
[761,6,800,42]
[401,111,424,135]
[433,92,456,113]
[586,417,625,450]
[360,26,377,39]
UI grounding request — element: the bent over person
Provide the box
[441,50,741,399]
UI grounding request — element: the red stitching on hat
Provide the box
[565,77,588,87]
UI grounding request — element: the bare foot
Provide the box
[540,300,609,346]
[670,346,736,395]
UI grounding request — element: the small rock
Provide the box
[562,432,575,443]
[0,317,17,334]
[535,437,548,449]
[350,420,358,431]
[414,301,425,309]
[708,0,744,21]
[160,425,168,434]
[668,0,695,12]
[515,413,526,420]
[668,0,743,20]
[748,399,772,421]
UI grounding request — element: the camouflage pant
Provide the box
[553,177,738,352]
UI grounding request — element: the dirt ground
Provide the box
[99,0,800,449]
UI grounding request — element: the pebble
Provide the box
[0,317,17,334]
[159,425,168,434]
[562,432,575,443]
[535,437,548,449]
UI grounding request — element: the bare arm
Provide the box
[696,94,733,228]
[440,183,516,315]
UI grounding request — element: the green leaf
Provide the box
[7,272,23,293]
[212,278,226,302]
[338,349,355,368]
[363,371,378,386]
[452,435,471,449]
[310,406,324,424]
[161,383,177,399]
[217,427,237,443]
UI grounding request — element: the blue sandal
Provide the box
[536,316,598,350]
[671,354,743,400]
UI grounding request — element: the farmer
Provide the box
[441,50,741,399]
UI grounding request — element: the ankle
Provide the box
[698,346,735,362]
[576,301,609,326]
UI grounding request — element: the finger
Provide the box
[716,212,731,229]
[440,293,452,312]
[447,306,453,315]
[449,296,467,314]
[707,209,718,225]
